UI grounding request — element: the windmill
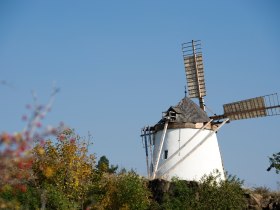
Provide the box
[141,40,280,181]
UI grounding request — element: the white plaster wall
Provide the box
[151,128,225,181]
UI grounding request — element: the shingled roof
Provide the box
[156,97,210,125]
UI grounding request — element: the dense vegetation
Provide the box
[0,125,254,209]
[0,122,249,210]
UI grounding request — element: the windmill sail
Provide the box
[210,93,280,121]
[223,96,266,120]
[184,54,206,98]
[182,40,206,99]
[182,40,206,110]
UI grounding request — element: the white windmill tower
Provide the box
[141,40,280,181]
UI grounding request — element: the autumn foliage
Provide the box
[32,129,96,208]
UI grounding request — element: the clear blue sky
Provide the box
[0,0,279,190]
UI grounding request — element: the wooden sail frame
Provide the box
[182,40,206,110]
[210,93,280,121]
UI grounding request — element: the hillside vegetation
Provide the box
[1,127,280,209]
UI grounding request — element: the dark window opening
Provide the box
[164,150,168,159]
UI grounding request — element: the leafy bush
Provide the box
[198,173,246,209]
[90,172,151,210]
[160,172,246,210]
[161,178,197,210]
[43,183,79,210]
[116,172,151,210]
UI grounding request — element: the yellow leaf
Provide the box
[44,166,54,178]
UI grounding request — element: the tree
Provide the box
[97,155,118,174]
[267,152,280,174]
[32,129,96,209]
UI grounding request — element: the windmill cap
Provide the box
[174,97,210,123]
[154,97,210,131]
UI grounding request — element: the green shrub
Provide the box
[116,172,151,210]
[160,172,246,210]
[161,178,197,210]
[198,173,246,210]
[44,183,79,210]
[90,172,151,210]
